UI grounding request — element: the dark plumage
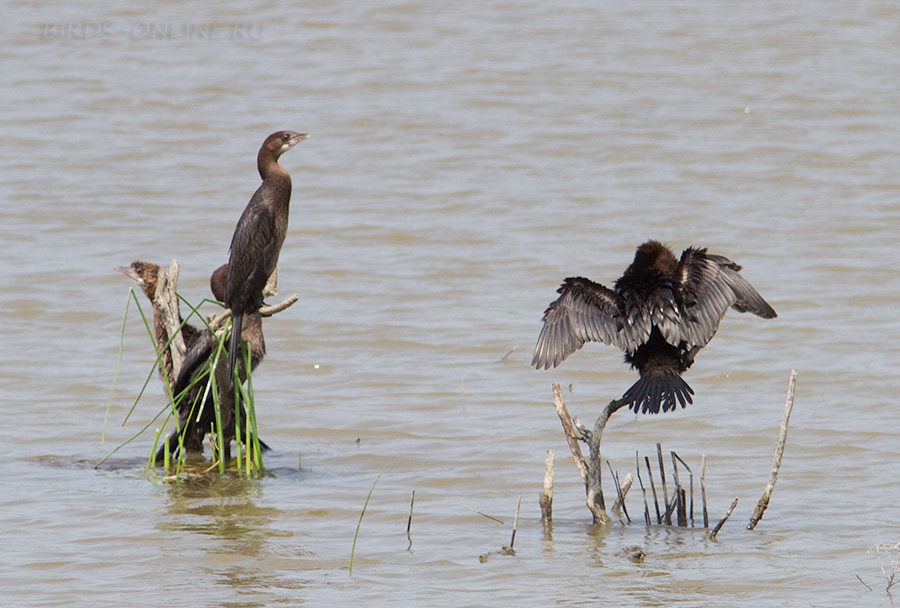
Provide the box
[155,264,268,462]
[116,260,201,386]
[225,130,308,385]
[532,240,777,414]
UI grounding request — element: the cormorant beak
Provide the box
[288,133,310,147]
[115,265,144,286]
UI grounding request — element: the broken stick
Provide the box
[747,370,797,530]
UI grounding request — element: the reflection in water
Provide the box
[160,467,277,556]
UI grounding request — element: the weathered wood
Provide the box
[645,456,661,524]
[657,443,670,525]
[549,383,627,524]
[711,497,739,540]
[636,452,652,527]
[611,471,633,521]
[539,450,554,522]
[701,454,709,528]
[748,370,797,530]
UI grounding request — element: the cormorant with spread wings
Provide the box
[532,240,777,414]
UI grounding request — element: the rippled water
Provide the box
[2,1,900,606]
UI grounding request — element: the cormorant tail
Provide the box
[228,313,243,386]
[621,374,695,414]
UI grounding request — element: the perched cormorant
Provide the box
[116,261,201,386]
[155,264,268,462]
[532,240,777,414]
[225,130,308,385]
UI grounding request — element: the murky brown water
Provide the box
[3,1,900,606]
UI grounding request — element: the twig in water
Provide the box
[710,497,739,541]
[636,452,651,527]
[701,454,709,528]
[672,451,694,526]
[609,466,633,523]
[478,497,522,563]
[748,370,797,530]
[657,443,669,524]
[539,450,554,522]
[406,489,415,551]
[868,537,900,595]
[465,505,505,524]
[645,456,661,524]
[509,495,522,551]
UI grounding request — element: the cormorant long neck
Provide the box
[256,152,292,217]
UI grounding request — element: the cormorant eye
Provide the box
[282,133,290,141]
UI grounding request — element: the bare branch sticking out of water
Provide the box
[645,456,661,524]
[636,452,652,527]
[478,497,522,563]
[748,370,798,530]
[406,489,415,551]
[657,443,669,525]
[539,450,554,522]
[610,470,633,522]
[550,383,627,524]
[465,505,505,524]
[672,452,693,526]
[701,454,709,528]
[154,259,188,376]
[868,537,899,595]
[509,495,522,550]
[710,497,739,541]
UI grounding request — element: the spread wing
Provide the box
[532,277,634,370]
[667,248,777,348]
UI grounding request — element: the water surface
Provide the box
[2,1,899,606]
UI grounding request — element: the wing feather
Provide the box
[532,277,633,369]
[668,248,777,348]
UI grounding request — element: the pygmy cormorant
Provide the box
[532,240,777,414]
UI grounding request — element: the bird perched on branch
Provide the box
[532,240,777,414]
[156,264,268,462]
[225,130,308,385]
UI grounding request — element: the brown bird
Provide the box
[156,264,268,462]
[225,130,308,386]
[116,261,201,386]
[532,240,777,414]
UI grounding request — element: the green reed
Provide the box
[101,287,264,479]
[348,468,385,576]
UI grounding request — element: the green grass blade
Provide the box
[349,468,385,576]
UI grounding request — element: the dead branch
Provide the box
[539,450,554,522]
[610,471,633,521]
[550,383,627,524]
[509,495,522,550]
[645,456,661,524]
[150,259,297,384]
[748,370,798,530]
[635,452,651,527]
[657,443,669,524]
[711,497,738,541]
[700,454,709,528]
[406,490,415,551]
[153,259,188,375]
